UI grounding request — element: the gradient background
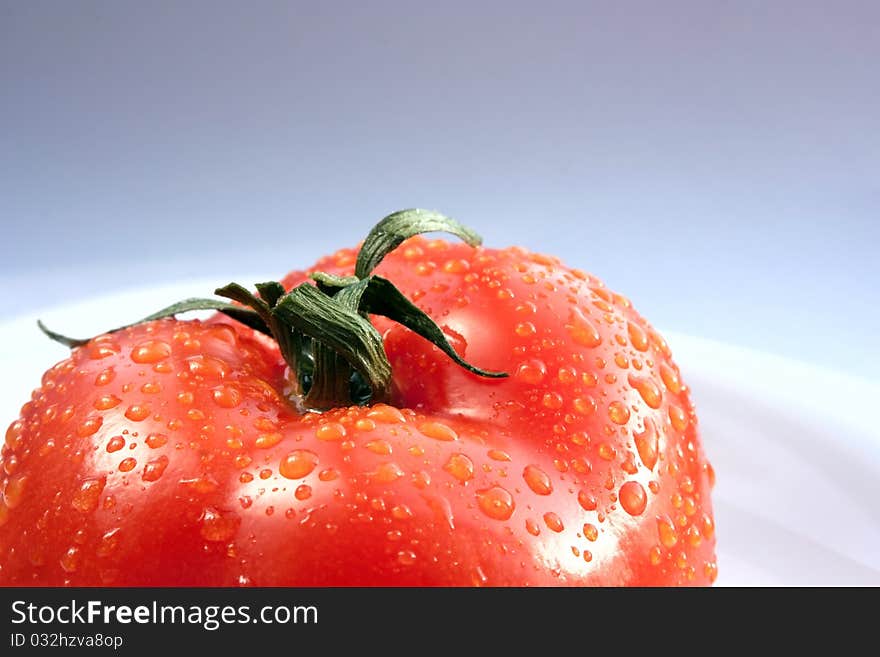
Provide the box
[2,1,878,381]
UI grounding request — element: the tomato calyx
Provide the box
[38,209,508,411]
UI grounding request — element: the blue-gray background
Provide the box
[2,1,878,380]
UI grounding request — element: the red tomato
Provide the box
[0,213,716,586]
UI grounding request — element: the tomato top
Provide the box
[0,211,716,586]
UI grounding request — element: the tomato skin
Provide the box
[1,238,716,586]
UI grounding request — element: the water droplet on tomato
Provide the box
[254,415,277,431]
[597,443,616,461]
[634,419,659,471]
[5,419,23,450]
[185,355,230,379]
[88,341,119,359]
[60,406,75,423]
[94,368,116,386]
[97,528,121,557]
[41,405,59,426]
[391,504,413,520]
[279,450,318,480]
[686,525,703,547]
[572,457,593,474]
[124,404,151,422]
[700,512,715,540]
[705,461,716,489]
[142,456,169,482]
[668,404,688,432]
[556,366,577,384]
[471,565,489,586]
[627,321,649,352]
[487,449,511,462]
[3,474,28,509]
[411,470,431,489]
[141,381,162,394]
[543,512,564,532]
[659,363,681,394]
[366,405,406,424]
[130,340,171,364]
[704,561,719,582]
[515,359,547,384]
[572,396,596,416]
[199,507,241,542]
[566,307,602,347]
[397,549,417,566]
[212,385,241,409]
[425,494,455,530]
[522,465,553,495]
[71,476,105,513]
[578,489,598,511]
[414,261,435,276]
[373,462,405,483]
[180,475,219,494]
[319,468,339,482]
[682,495,697,517]
[675,551,688,570]
[77,415,103,437]
[657,515,678,547]
[295,484,312,500]
[621,452,639,475]
[59,546,80,573]
[542,392,564,410]
[443,453,475,483]
[37,439,55,457]
[365,439,393,456]
[679,475,695,494]
[118,457,137,472]
[515,300,537,315]
[591,292,612,310]
[443,258,470,274]
[106,435,125,453]
[476,486,515,521]
[419,422,458,442]
[608,401,630,425]
[525,518,541,536]
[628,374,663,409]
[255,432,283,449]
[2,454,19,476]
[93,394,121,410]
[515,322,537,337]
[145,433,168,449]
[316,422,346,441]
[583,523,599,541]
[619,481,647,516]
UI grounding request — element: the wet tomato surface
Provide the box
[1,214,716,586]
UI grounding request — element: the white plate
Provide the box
[2,281,879,586]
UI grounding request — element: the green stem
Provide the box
[39,209,508,411]
[355,208,482,279]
